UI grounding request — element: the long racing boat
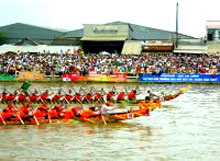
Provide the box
[0,108,150,125]
[0,85,191,105]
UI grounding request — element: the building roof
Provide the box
[0,23,67,44]
[0,21,194,44]
[64,28,84,37]
[64,21,194,40]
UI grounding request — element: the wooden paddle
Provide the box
[30,104,40,125]
[97,104,107,125]
[14,104,25,125]
[60,88,70,104]
[17,114,25,125]
[0,114,6,125]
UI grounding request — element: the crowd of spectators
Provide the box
[0,52,219,76]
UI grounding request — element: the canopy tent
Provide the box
[0,44,80,54]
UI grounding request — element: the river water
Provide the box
[0,83,220,161]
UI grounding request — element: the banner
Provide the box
[63,73,127,82]
[18,72,46,80]
[0,75,14,80]
[139,73,220,83]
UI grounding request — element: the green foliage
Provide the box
[0,32,8,45]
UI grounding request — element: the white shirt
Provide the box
[100,105,117,115]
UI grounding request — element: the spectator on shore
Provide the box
[0,52,219,77]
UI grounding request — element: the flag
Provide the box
[20,83,31,91]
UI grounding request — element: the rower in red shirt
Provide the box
[64,106,82,120]
[33,103,48,119]
[80,106,97,118]
[40,90,50,102]
[117,91,126,102]
[29,89,40,102]
[0,102,17,121]
[65,89,73,100]
[6,90,18,102]
[127,90,137,100]
[15,102,32,120]
[18,91,29,102]
[72,93,82,103]
[106,91,115,101]
[52,90,63,102]
[83,93,93,103]
[48,105,64,119]
[94,92,103,102]
[1,89,8,102]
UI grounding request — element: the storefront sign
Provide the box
[63,73,127,82]
[139,73,220,83]
[18,72,46,80]
[83,24,129,37]
[93,26,118,33]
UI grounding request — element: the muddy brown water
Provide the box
[0,83,220,160]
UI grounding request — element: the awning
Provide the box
[80,36,127,41]
[174,49,207,54]
[121,40,142,55]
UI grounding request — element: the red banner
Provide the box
[62,73,127,82]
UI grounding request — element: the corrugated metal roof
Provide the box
[64,21,194,40]
[64,29,84,37]
[0,23,66,44]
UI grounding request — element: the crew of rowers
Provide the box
[0,95,161,123]
[0,101,117,122]
[0,87,141,103]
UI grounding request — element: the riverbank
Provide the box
[0,78,218,85]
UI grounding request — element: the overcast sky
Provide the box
[1,0,219,38]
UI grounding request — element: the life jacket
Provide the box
[0,107,16,119]
[128,91,136,100]
[117,92,125,100]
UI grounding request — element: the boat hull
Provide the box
[0,108,149,125]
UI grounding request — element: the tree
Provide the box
[0,32,8,45]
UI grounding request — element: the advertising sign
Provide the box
[63,73,127,82]
[18,72,46,80]
[0,75,14,80]
[139,73,220,83]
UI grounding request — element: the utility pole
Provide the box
[176,2,179,48]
